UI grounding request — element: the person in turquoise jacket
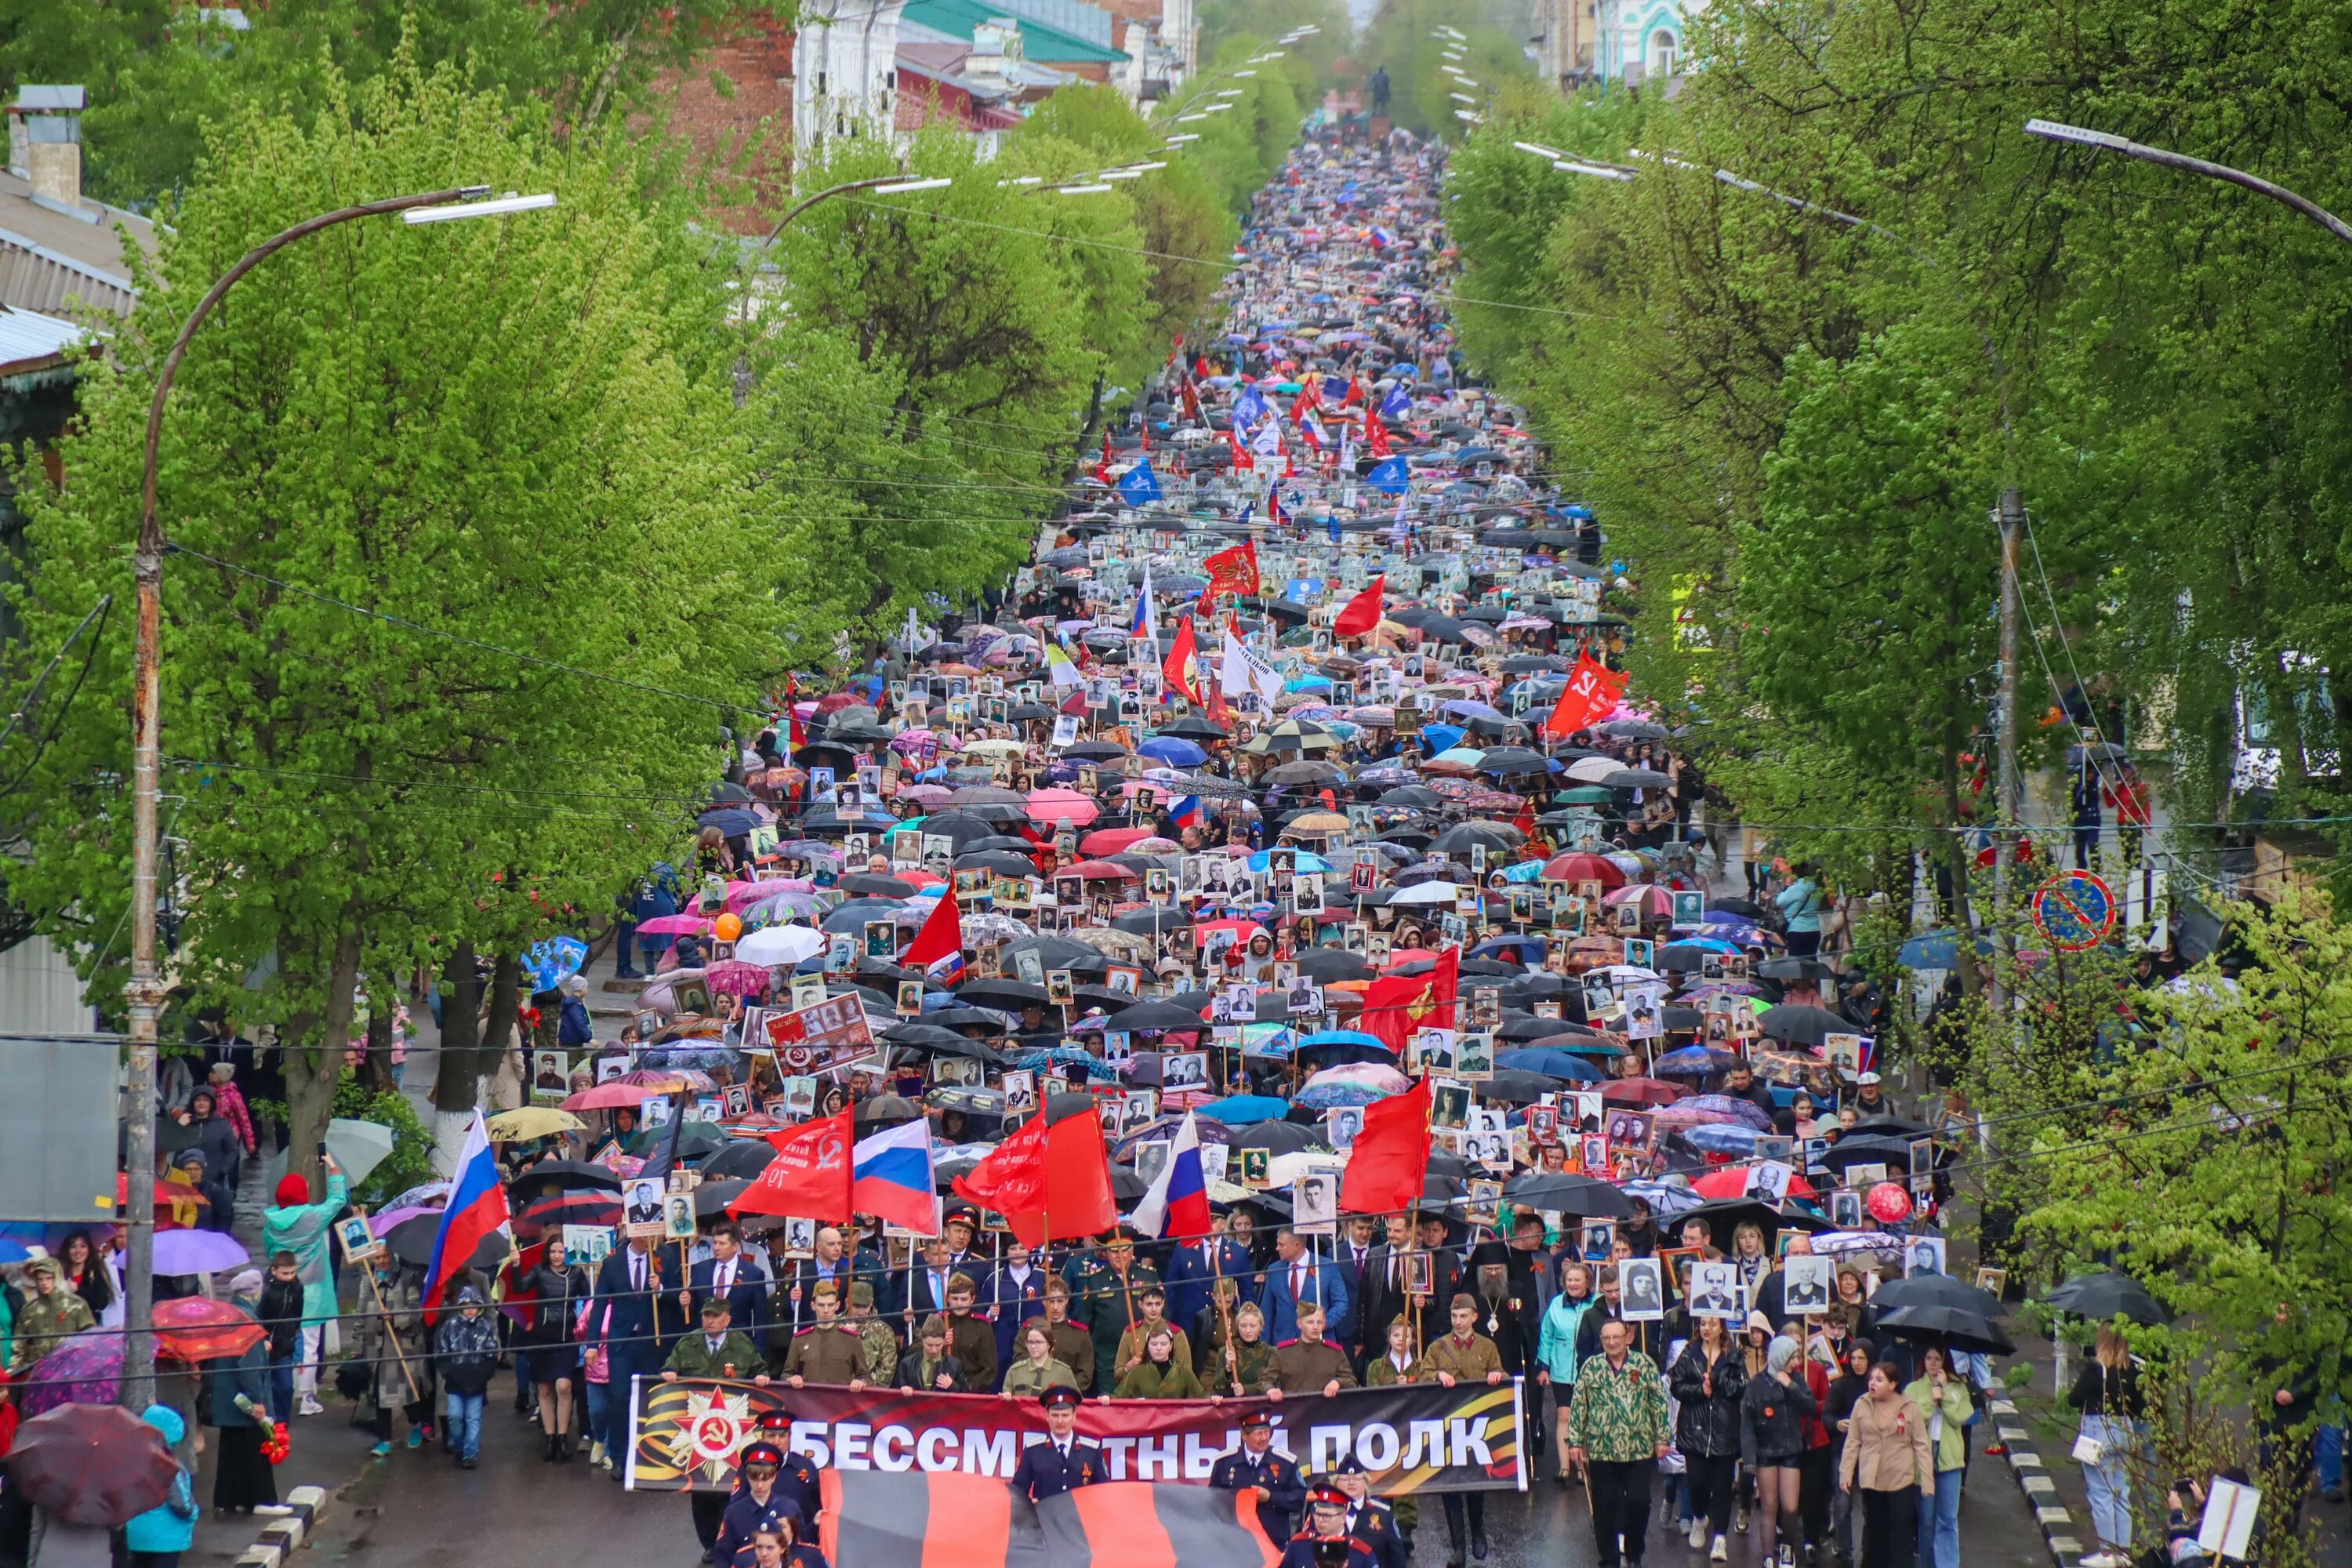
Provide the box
[1534,1258,1601,1485]
[125,1403,197,1568]
[261,1152,348,1414]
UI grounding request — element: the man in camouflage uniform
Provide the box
[847,1279,898,1387]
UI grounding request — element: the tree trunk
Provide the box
[1938,743,1980,1000]
[483,953,523,1105]
[285,913,365,1199]
[361,976,396,1095]
[431,941,481,1162]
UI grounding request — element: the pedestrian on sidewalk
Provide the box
[2067,1325,2144,1568]
[1904,1345,1972,1568]
[260,1153,349,1415]
[353,1258,433,1457]
[124,1404,198,1568]
[434,1287,501,1469]
[1842,1360,1930,1568]
[256,1253,304,1423]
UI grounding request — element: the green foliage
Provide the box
[334,1076,436,1207]
[1356,0,1534,136]
[0,0,768,209]
[1196,0,1347,85]
[2009,898,2352,1475]
[0,52,775,1158]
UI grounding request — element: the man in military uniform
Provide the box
[1276,1486,1377,1568]
[942,1273,1000,1392]
[1069,1227,1159,1394]
[846,1280,898,1387]
[1040,1276,1097,1395]
[1330,1457,1407,1568]
[779,1281,869,1387]
[1008,1386,1105,1501]
[1262,1302,1358,1398]
[1420,1294,1505,1566]
[1211,1410,1307,1544]
[747,1410,823,1525]
[664,1298,771,1382]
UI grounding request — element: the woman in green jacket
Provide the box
[260,1153,349,1415]
[1904,1345,1973,1568]
[1001,1322,1080,1399]
[1113,1329,1206,1399]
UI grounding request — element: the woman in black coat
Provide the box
[1668,1315,1748,1554]
[520,1237,591,1461]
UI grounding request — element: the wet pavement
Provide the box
[270,1369,2055,1568]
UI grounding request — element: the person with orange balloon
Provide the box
[714,912,744,943]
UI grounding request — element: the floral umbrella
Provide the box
[704,960,771,997]
[19,1327,121,1416]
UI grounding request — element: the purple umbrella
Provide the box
[151,1229,249,1275]
[1681,1093,1779,1131]
[19,1328,122,1417]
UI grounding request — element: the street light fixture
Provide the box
[2025,117,2352,248]
[871,176,954,196]
[122,181,554,1412]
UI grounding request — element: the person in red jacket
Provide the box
[2103,764,2153,864]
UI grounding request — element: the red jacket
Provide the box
[1800,1356,1835,1450]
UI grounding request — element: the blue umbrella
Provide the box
[1294,1029,1388,1051]
[698,807,760,837]
[524,935,588,993]
[1196,1094,1291,1124]
[1680,1123,1761,1156]
[1495,1047,1603,1082]
[1419,723,1467,753]
[1654,1045,1740,1076]
[1248,848,1332,873]
[1139,736,1209,768]
[1898,929,1987,969]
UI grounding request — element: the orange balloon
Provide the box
[713,913,743,942]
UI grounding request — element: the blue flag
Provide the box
[1234,383,1269,430]
[1116,459,1163,505]
[1367,455,1411,495]
[1327,512,1341,544]
[1380,383,1412,421]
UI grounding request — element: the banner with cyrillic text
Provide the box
[626,1376,1526,1496]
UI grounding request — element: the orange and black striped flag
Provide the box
[818,1472,1279,1568]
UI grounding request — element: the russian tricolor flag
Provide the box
[1132,1109,1213,1241]
[1131,561,1159,651]
[1169,794,1206,829]
[1267,488,1291,530]
[851,1120,939,1234]
[423,1111,511,1323]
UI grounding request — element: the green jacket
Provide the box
[1115,1359,1205,1399]
[262,1170,350,1326]
[1904,1376,1975,1472]
[1003,1357,1080,1399]
[665,1330,767,1381]
[1566,1349,1668,1463]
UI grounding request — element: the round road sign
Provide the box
[2031,869,2115,951]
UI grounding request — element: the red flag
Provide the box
[1201,540,1261,601]
[1289,381,1319,423]
[1365,412,1392,459]
[901,880,964,978]
[1163,617,1204,704]
[736,1109,854,1221]
[1094,428,1113,486]
[1542,654,1628,739]
[1226,421,1249,472]
[1332,575,1386,639]
[1181,379,1206,426]
[1358,946,1459,1052]
[1343,375,1366,408]
[953,1112,1117,1249]
[785,673,804,751]
[1339,1078,1431,1216]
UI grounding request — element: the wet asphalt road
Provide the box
[289,1372,2052,1568]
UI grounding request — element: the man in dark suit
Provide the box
[985,1239,1051,1372]
[1210,1410,1306,1545]
[776,1225,865,1342]
[1357,1216,1415,1366]
[1333,1217,1381,1367]
[1162,1228,1254,1334]
[592,1234,670,1483]
[1008,1387,1105,1501]
[902,1235,958,1329]
[689,1223,771,1341]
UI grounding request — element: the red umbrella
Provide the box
[1690,1167,1819,1202]
[561,1080,662,1112]
[6,1402,178,1526]
[1080,826,1154,856]
[1541,851,1627,890]
[1064,859,1139,880]
[152,1296,267,1363]
[1601,1077,1687,1108]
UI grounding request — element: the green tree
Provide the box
[0,54,776,1179]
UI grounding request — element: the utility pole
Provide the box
[1989,487,2024,1011]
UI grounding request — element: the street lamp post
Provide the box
[122,184,554,1410]
[2026,119,2352,249]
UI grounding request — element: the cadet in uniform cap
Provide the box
[1211,1408,1306,1544]
[711,1440,807,1567]
[1261,1301,1358,1397]
[1009,1386,1105,1501]
[1278,1486,1377,1568]
[1330,1457,1407,1568]
[744,1413,823,1525]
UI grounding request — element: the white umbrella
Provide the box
[265,1117,396,1186]
[1565,756,1622,785]
[1388,882,1461,906]
[734,924,826,966]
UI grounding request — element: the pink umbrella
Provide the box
[724,880,800,913]
[1080,826,1155,856]
[1026,787,1100,826]
[561,1081,664,1112]
[705,960,771,996]
[635,913,712,936]
[896,784,954,805]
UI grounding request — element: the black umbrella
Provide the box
[1293,949,1374,982]
[697,807,760,837]
[1707,898,1768,920]
[954,850,1041,878]
[1812,1133,1927,1175]
[838,873,917,898]
[1231,1120,1319,1156]
[2043,1272,2169,1324]
[1871,1303,2015,1356]
[1501,1172,1635,1217]
[1672,1199,1835,1247]
[1871,1272,2002,1316]
[958,978,1053,1011]
[694,1178,751,1218]
[1479,1069,1564,1103]
[1758,956,1840,984]
[1426,822,1523,855]
[1601,769,1673,789]
[882,1022,1007,1064]
[385,1211,510,1269]
[924,1006,1011,1036]
[1112,906,1194,936]
[1158,715,1229,740]
[1105,999,1207,1033]
[505,1159,622,1192]
[700,1140,778,1181]
[1758,1004,1853,1049]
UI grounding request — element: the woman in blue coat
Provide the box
[125,1404,198,1568]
